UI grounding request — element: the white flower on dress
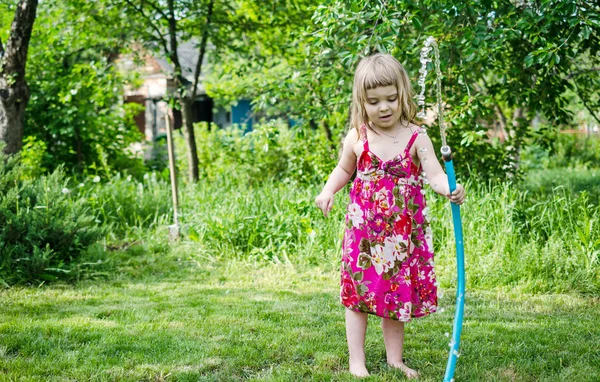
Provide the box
[398,302,412,321]
[373,189,394,215]
[398,307,411,321]
[418,270,426,280]
[420,301,437,315]
[424,225,434,250]
[347,203,364,228]
[361,182,373,199]
[428,269,436,283]
[401,267,411,285]
[422,206,430,218]
[371,244,395,275]
[384,234,409,263]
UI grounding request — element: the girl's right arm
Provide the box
[315,130,358,217]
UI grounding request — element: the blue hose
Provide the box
[441,146,465,382]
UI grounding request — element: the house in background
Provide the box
[120,41,254,145]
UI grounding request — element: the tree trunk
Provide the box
[0,0,39,155]
[181,97,199,182]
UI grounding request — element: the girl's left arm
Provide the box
[415,133,466,205]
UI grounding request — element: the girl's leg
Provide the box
[381,318,418,379]
[345,308,369,377]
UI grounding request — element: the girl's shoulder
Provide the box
[345,127,361,143]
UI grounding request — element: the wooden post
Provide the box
[165,113,180,239]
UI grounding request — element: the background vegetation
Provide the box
[0,0,599,380]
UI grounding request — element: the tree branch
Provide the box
[166,0,184,91]
[122,0,169,54]
[140,0,169,21]
[572,80,600,126]
[4,0,39,80]
[191,0,214,100]
[565,67,600,80]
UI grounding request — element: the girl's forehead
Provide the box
[365,85,397,98]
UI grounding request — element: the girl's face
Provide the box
[364,85,401,129]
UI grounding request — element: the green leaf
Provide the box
[358,253,372,270]
[359,238,371,254]
[356,283,369,296]
[353,271,364,282]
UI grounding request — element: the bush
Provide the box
[0,152,105,285]
[175,120,338,186]
[521,132,600,171]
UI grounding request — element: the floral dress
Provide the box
[340,124,437,321]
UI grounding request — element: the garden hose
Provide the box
[441,145,465,382]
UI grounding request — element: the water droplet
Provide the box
[445,332,450,337]
[440,308,445,313]
[418,128,428,135]
[416,112,426,118]
[419,147,427,153]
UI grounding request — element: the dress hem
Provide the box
[341,301,437,322]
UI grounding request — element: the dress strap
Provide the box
[360,124,369,151]
[404,127,421,154]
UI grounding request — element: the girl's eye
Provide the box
[388,97,397,101]
[368,101,378,105]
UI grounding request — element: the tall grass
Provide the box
[431,181,599,294]
[169,173,600,294]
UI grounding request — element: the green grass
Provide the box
[1,249,599,381]
[2,163,599,380]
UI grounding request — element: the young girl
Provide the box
[315,53,465,379]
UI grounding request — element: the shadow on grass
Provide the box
[1,272,599,381]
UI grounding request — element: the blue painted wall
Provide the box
[231,99,252,131]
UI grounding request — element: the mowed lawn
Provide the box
[1,255,599,382]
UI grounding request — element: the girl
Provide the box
[315,54,465,379]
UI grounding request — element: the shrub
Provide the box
[175,120,338,186]
[0,151,105,285]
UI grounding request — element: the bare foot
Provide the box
[387,361,418,379]
[349,361,370,378]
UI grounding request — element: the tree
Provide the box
[209,0,600,181]
[0,0,38,155]
[106,0,216,182]
[18,0,145,174]
[110,0,314,182]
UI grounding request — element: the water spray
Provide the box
[417,36,466,382]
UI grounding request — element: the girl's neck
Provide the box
[369,120,408,132]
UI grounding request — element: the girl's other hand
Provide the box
[446,183,466,205]
[315,191,335,217]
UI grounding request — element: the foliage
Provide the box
[169,166,600,294]
[18,0,145,175]
[521,132,600,171]
[208,0,600,182]
[174,120,337,186]
[0,150,105,286]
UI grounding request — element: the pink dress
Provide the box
[340,125,437,321]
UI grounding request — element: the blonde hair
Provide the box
[350,53,417,138]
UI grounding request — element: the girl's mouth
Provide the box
[380,115,392,121]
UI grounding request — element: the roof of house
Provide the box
[154,40,207,84]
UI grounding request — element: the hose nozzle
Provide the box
[441,145,452,162]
